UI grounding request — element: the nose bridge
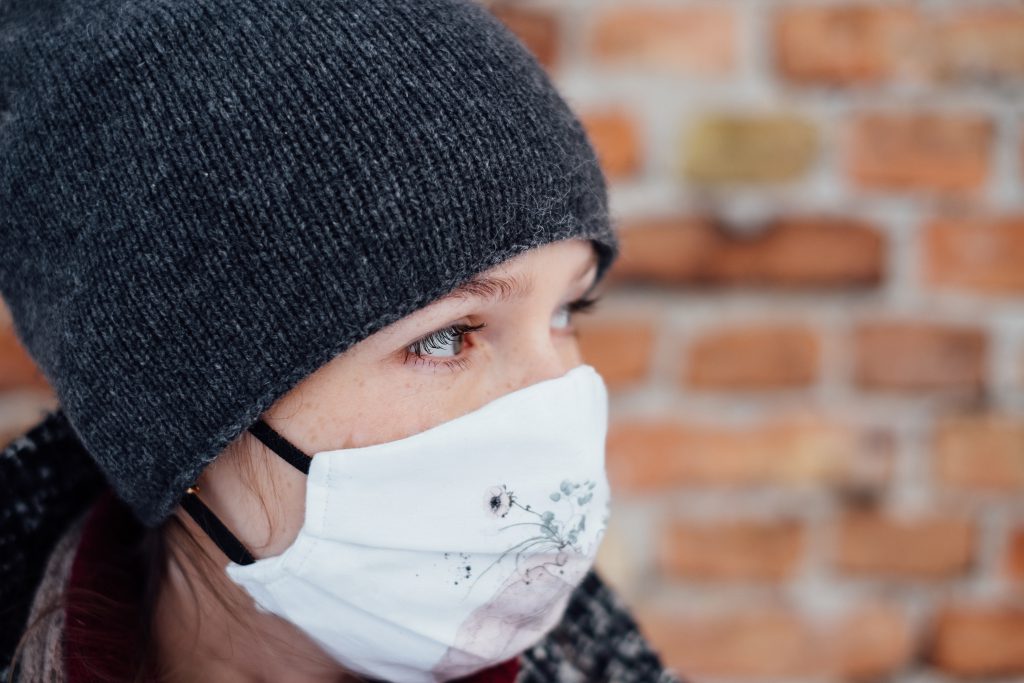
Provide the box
[498,323,581,397]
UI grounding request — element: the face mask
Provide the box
[180,363,612,683]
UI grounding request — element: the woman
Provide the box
[0,1,685,681]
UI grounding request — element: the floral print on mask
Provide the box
[432,479,609,676]
[461,479,606,591]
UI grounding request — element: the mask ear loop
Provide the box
[247,418,311,475]
[179,418,312,566]
[180,487,257,566]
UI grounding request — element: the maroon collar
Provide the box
[65,490,520,682]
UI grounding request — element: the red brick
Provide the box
[0,302,49,392]
[935,9,1024,83]
[683,324,820,389]
[637,603,911,678]
[853,321,987,392]
[1005,526,1024,581]
[658,518,804,581]
[835,604,917,679]
[578,108,642,181]
[638,606,816,678]
[934,413,1024,492]
[923,214,1024,294]
[576,319,655,391]
[484,3,560,70]
[607,216,715,285]
[930,605,1024,676]
[845,112,993,194]
[587,7,736,75]
[773,6,923,85]
[606,417,893,494]
[608,215,885,287]
[834,511,975,578]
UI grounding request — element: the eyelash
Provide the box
[402,294,604,371]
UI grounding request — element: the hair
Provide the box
[7,430,354,683]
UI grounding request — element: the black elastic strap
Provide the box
[178,419,311,565]
[247,418,311,475]
[180,488,256,566]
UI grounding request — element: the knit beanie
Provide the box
[0,0,618,526]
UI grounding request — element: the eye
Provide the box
[403,322,486,368]
[552,306,570,330]
[553,295,603,331]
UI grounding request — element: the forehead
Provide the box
[435,241,599,307]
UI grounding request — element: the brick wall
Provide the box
[0,301,58,447]
[1,1,1021,681]
[482,1,1024,681]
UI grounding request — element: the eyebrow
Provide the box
[437,248,599,305]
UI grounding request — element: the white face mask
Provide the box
[205,363,612,683]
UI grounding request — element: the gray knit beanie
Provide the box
[0,0,618,526]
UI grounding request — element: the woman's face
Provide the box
[192,237,602,557]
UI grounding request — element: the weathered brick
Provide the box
[683,324,820,389]
[606,417,893,494]
[853,321,987,392]
[834,511,975,578]
[930,606,1024,676]
[935,9,1024,84]
[637,606,817,678]
[923,214,1024,294]
[658,518,804,581]
[0,302,49,391]
[608,215,884,287]
[606,216,715,285]
[834,605,916,679]
[773,5,923,84]
[845,112,993,194]
[587,7,736,75]
[484,3,560,70]
[576,318,655,391]
[1005,526,1024,581]
[934,413,1024,492]
[682,114,818,183]
[578,108,642,180]
[637,603,911,678]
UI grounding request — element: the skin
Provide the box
[152,237,603,682]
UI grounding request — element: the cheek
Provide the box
[562,337,583,367]
[344,384,468,448]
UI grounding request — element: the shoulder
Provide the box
[517,569,690,683]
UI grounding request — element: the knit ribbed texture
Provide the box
[0,0,619,525]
